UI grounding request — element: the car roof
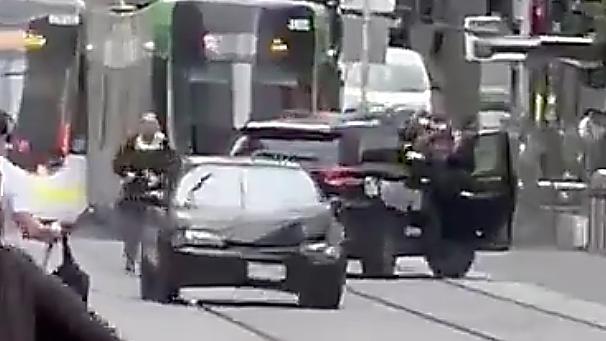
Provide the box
[241,111,383,133]
[185,155,302,169]
[385,48,425,66]
[183,0,317,9]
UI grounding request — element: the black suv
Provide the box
[230,112,516,278]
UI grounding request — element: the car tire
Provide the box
[140,245,178,304]
[425,240,475,279]
[361,249,396,278]
[361,225,396,278]
[298,258,346,309]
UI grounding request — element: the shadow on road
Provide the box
[173,297,301,310]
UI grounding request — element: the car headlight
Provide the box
[364,176,381,198]
[300,242,341,259]
[172,229,225,247]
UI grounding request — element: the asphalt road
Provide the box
[7,228,606,341]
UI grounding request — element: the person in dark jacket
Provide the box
[0,245,121,341]
[403,112,477,247]
[113,112,180,273]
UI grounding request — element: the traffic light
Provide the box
[530,0,549,35]
[463,15,595,62]
[464,16,530,62]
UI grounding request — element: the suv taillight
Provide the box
[317,167,363,188]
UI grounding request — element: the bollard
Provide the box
[588,169,606,253]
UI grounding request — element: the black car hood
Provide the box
[174,205,331,246]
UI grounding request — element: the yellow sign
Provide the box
[24,32,46,51]
[31,179,85,205]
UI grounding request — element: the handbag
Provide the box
[51,233,90,305]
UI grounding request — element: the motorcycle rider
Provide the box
[113,112,180,273]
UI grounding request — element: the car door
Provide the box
[447,130,516,248]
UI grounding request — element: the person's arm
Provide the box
[5,246,121,341]
[447,132,476,172]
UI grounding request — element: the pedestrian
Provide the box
[113,112,180,273]
[0,110,121,341]
[403,112,477,247]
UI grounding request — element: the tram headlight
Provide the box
[270,38,288,53]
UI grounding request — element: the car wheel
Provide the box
[298,258,346,309]
[361,229,396,278]
[139,246,178,303]
[425,240,475,279]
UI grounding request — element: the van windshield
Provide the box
[344,62,429,92]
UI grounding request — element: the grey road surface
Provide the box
[7,229,606,341]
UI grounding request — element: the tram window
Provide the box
[253,7,316,114]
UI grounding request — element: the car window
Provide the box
[245,167,320,212]
[175,164,320,211]
[473,134,504,175]
[175,165,242,208]
[344,62,429,92]
[233,136,341,166]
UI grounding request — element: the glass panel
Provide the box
[4,16,81,170]
[175,164,242,208]
[175,164,320,211]
[473,133,505,176]
[344,62,429,92]
[244,167,320,211]
[239,136,341,166]
[202,33,257,62]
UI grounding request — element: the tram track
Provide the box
[347,274,606,341]
[442,279,606,332]
[346,284,506,341]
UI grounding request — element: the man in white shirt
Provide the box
[0,110,59,243]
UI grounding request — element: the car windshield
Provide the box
[231,136,341,166]
[175,164,321,212]
[344,62,429,92]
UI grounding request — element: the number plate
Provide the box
[49,15,80,26]
[247,262,286,281]
[404,226,422,238]
[380,181,422,211]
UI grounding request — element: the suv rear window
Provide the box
[231,135,341,166]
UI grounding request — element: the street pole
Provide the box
[360,0,370,112]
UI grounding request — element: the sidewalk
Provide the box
[474,248,606,305]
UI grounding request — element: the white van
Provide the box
[341,47,432,112]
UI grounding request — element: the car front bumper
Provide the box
[166,242,343,290]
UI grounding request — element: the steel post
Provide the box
[588,169,606,253]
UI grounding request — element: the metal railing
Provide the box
[589,169,606,253]
[537,169,606,253]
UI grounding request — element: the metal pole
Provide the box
[360,0,370,111]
